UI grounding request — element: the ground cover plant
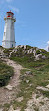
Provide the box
[10,48,49,110]
[0,59,14,87]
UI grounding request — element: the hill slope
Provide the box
[0,45,49,111]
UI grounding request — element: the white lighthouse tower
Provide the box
[2,11,16,48]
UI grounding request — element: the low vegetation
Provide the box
[0,59,14,87]
[0,45,49,110]
[9,46,49,110]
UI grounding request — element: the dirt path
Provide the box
[0,59,23,105]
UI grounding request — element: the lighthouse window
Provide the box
[8,13,10,16]
[12,44,13,47]
[4,32,6,36]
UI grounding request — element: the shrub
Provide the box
[0,59,14,87]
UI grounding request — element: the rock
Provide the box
[33,50,36,56]
[5,85,13,91]
[24,45,26,50]
[35,54,42,60]
[25,71,32,75]
[26,80,29,83]
[8,105,20,111]
[16,96,23,102]
[25,108,35,111]
[19,45,24,48]
[15,46,18,49]
[46,84,49,89]
[29,84,32,87]
[10,77,13,80]
[29,49,33,54]
[36,86,49,91]
[42,55,46,59]
[27,49,33,54]
[0,109,3,111]
[8,105,14,111]
[25,93,49,111]
[27,50,30,54]
[16,45,24,49]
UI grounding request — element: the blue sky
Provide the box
[0,0,49,49]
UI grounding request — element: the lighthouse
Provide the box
[2,11,16,48]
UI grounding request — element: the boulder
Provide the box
[24,45,26,50]
[26,80,29,83]
[33,50,36,56]
[46,84,49,88]
[27,50,30,54]
[16,96,23,102]
[0,109,3,111]
[35,54,42,60]
[42,55,46,59]
[5,85,13,90]
[25,71,32,75]
[29,49,33,53]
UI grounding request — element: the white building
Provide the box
[48,46,49,52]
[2,11,16,48]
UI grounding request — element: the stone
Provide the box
[42,55,46,59]
[29,49,33,53]
[8,105,14,111]
[24,45,26,50]
[25,71,32,75]
[36,86,49,91]
[33,50,36,56]
[26,80,29,83]
[15,46,18,49]
[29,84,32,87]
[19,45,24,48]
[5,85,13,91]
[0,109,3,111]
[8,105,20,111]
[27,50,30,54]
[25,92,49,111]
[46,84,49,89]
[35,54,42,60]
[16,96,23,102]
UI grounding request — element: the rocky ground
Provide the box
[0,58,49,111]
[0,46,49,111]
[0,59,23,111]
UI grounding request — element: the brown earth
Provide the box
[0,59,23,105]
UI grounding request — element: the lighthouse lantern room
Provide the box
[2,11,16,48]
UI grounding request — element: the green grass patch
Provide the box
[0,59,14,87]
[10,49,49,110]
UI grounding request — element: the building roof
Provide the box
[7,11,14,15]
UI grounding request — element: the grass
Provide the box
[10,51,49,110]
[3,47,14,57]
[3,103,10,111]
[0,59,14,86]
[0,46,49,110]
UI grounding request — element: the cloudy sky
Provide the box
[0,0,49,49]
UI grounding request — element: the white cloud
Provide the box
[47,41,49,44]
[8,5,19,14]
[6,0,13,2]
